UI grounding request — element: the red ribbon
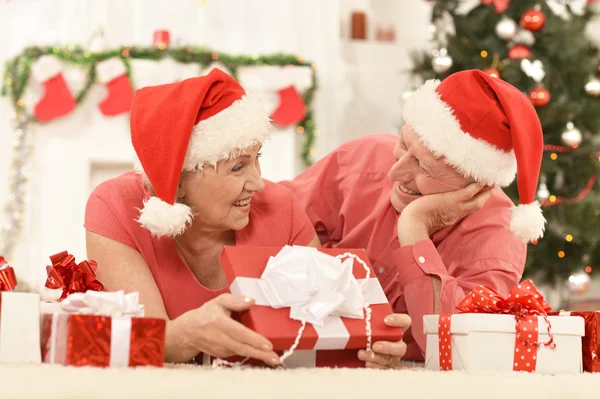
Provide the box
[0,256,17,292]
[44,251,105,301]
[482,0,509,13]
[438,280,556,372]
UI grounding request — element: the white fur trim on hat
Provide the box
[96,57,127,84]
[137,197,193,237]
[182,94,272,170]
[403,80,517,187]
[32,55,63,82]
[510,201,546,243]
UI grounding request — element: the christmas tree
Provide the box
[409,0,600,285]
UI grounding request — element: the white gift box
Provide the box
[423,314,585,374]
[0,292,42,364]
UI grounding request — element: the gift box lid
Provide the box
[423,313,585,336]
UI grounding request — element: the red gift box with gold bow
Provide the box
[423,280,585,373]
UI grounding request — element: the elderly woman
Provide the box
[280,69,546,362]
[85,69,409,368]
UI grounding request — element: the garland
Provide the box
[0,45,318,262]
[1,45,318,166]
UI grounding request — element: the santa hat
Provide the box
[131,68,271,237]
[403,69,545,243]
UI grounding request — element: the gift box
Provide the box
[40,290,165,368]
[210,245,403,368]
[424,281,585,374]
[551,311,600,372]
[0,259,42,364]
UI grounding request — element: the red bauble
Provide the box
[520,9,546,32]
[508,44,532,59]
[529,87,551,107]
[482,68,500,78]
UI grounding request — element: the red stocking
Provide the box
[32,56,76,122]
[270,85,307,127]
[96,57,134,116]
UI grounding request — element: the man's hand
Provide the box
[357,314,411,369]
[398,183,494,246]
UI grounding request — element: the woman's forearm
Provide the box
[164,317,199,363]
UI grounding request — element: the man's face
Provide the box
[388,124,471,213]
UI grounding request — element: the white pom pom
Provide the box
[137,197,193,237]
[510,201,546,243]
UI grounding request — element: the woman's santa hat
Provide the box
[130,68,271,237]
[403,69,545,243]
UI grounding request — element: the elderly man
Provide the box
[279,69,545,365]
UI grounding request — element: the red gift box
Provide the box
[214,246,402,368]
[40,312,166,368]
[551,311,600,372]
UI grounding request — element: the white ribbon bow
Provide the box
[59,290,144,317]
[257,246,365,327]
[547,0,587,20]
[521,59,546,83]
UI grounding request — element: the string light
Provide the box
[565,234,573,242]
[212,53,219,60]
[16,99,24,107]
[549,195,557,203]
[480,50,488,58]
[310,148,317,156]
[121,48,130,57]
[550,153,558,160]
[296,126,305,134]
[585,266,592,273]
[558,251,565,258]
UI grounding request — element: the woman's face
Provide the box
[179,144,265,232]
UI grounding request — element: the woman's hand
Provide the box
[358,314,411,369]
[398,183,494,246]
[166,293,280,366]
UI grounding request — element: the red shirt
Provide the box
[279,134,527,360]
[84,171,316,319]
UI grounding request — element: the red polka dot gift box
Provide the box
[423,280,585,374]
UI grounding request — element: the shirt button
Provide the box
[418,256,426,264]
[376,266,386,274]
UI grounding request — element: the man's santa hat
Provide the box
[403,69,545,243]
[130,68,271,237]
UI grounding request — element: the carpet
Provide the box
[1,361,599,399]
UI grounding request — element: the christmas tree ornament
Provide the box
[455,0,509,15]
[513,29,536,46]
[561,122,583,147]
[520,8,546,32]
[528,86,551,107]
[521,59,545,83]
[31,55,76,122]
[87,28,105,53]
[270,85,307,127]
[547,0,587,20]
[495,16,517,40]
[567,271,591,295]
[96,58,134,116]
[536,176,550,201]
[508,44,532,59]
[153,30,170,49]
[402,90,414,102]
[431,48,453,74]
[482,67,500,78]
[584,76,600,96]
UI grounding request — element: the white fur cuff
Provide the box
[137,197,193,237]
[510,201,546,243]
[403,80,517,187]
[31,55,63,82]
[96,57,127,84]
